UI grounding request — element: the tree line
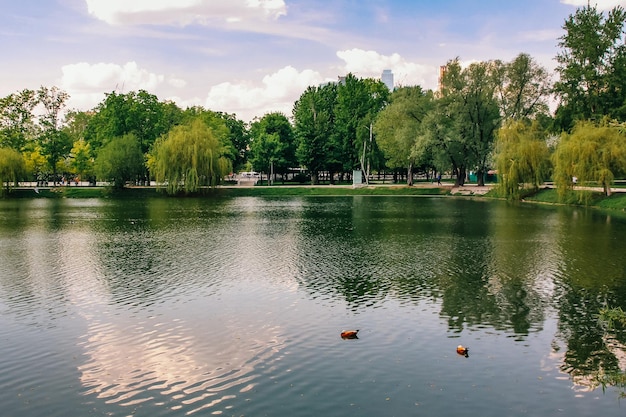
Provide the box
[2,4,626,199]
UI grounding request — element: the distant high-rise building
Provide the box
[381,69,394,91]
[438,65,447,93]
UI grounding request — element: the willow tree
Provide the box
[0,147,26,194]
[553,121,626,202]
[494,120,551,200]
[149,118,232,195]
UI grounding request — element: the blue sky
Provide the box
[1,0,623,121]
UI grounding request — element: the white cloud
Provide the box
[560,0,626,10]
[336,48,438,90]
[204,66,325,121]
[60,61,173,109]
[85,0,287,26]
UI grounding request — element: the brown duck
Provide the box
[341,330,359,339]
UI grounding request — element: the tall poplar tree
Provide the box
[554,4,626,129]
[293,83,337,184]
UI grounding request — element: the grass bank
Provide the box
[6,184,626,212]
[522,188,626,211]
[4,184,450,199]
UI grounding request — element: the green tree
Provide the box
[494,120,551,199]
[552,121,626,201]
[249,131,282,184]
[149,118,232,195]
[69,139,93,184]
[181,107,237,164]
[426,59,501,186]
[36,86,72,184]
[374,86,435,185]
[64,110,93,139]
[457,61,501,186]
[94,133,144,188]
[334,74,390,178]
[0,147,26,194]
[492,53,552,121]
[23,145,47,183]
[218,112,249,172]
[85,90,182,183]
[249,112,295,183]
[293,83,338,184]
[422,100,468,186]
[0,89,37,150]
[554,4,626,130]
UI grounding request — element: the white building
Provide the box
[381,69,394,91]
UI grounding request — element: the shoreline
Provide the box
[1,182,489,198]
[3,183,626,213]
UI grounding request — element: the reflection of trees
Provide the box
[437,201,504,333]
[294,197,550,339]
[93,198,233,306]
[552,208,626,392]
[0,199,84,326]
[435,201,552,338]
[293,197,440,310]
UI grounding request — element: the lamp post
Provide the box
[360,122,373,185]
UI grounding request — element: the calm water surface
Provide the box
[1,196,626,416]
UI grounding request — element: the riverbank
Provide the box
[4,183,626,212]
[3,182,455,199]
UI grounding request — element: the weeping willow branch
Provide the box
[149,118,232,195]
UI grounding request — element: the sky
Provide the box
[2,0,625,122]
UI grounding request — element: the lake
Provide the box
[1,196,625,416]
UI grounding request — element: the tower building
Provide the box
[381,69,394,91]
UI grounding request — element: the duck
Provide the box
[341,330,359,339]
[456,345,469,356]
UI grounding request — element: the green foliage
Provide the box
[149,118,232,195]
[85,90,182,155]
[554,4,626,129]
[0,147,26,194]
[293,83,338,184]
[599,306,626,330]
[374,86,434,185]
[94,134,144,188]
[334,74,390,174]
[552,121,626,202]
[69,139,94,181]
[217,112,249,172]
[0,89,38,151]
[492,53,552,121]
[494,120,551,199]
[22,146,47,181]
[425,58,502,186]
[249,112,295,181]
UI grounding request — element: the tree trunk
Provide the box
[476,169,485,186]
[407,162,414,186]
[311,172,318,185]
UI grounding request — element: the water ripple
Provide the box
[76,313,287,414]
